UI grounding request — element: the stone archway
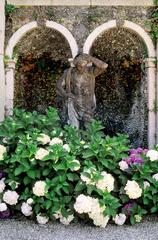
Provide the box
[83,20,156,148]
[5,20,78,116]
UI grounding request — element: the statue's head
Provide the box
[73,54,89,72]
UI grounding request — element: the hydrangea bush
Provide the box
[0,107,158,226]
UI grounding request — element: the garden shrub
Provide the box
[0,107,157,226]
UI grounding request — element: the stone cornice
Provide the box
[7,0,154,6]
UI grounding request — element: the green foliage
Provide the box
[150,8,158,40]
[46,8,55,18]
[0,107,158,226]
[5,4,15,16]
[0,107,60,157]
[32,11,38,20]
[88,15,98,23]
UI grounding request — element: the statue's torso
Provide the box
[70,68,95,110]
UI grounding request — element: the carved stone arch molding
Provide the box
[83,20,156,148]
[5,20,78,117]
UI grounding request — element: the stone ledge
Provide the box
[91,0,154,5]
[7,0,90,6]
[7,0,154,6]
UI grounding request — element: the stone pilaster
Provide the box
[0,0,5,121]
[156,41,158,145]
[145,57,157,148]
[5,59,16,116]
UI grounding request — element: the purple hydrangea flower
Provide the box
[0,209,10,219]
[143,149,148,154]
[137,148,144,154]
[124,158,131,165]
[122,202,135,216]
[0,171,6,180]
[124,148,145,167]
[130,147,147,155]
[130,154,136,163]
[129,149,137,155]
[135,157,143,165]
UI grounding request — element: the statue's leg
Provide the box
[67,99,79,129]
[82,109,93,128]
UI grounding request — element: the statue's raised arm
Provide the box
[87,54,108,77]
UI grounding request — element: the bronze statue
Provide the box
[56,53,108,129]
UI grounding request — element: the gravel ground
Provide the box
[0,217,158,240]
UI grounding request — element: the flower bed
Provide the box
[0,107,158,227]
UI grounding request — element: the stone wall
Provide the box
[5,4,157,147]
[5,6,155,49]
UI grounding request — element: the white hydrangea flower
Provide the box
[81,173,92,185]
[53,210,62,219]
[59,132,63,137]
[74,194,93,214]
[35,148,49,160]
[0,178,6,193]
[30,158,35,162]
[113,213,126,225]
[27,198,34,205]
[36,214,49,224]
[87,198,109,228]
[88,198,102,219]
[63,144,70,152]
[9,180,20,189]
[2,138,7,144]
[83,144,89,149]
[143,181,150,189]
[119,161,128,171]
[152,173,158,181]
[71,160,80,171]
[134,214,142,223]
[124,180,142,199]
[146,150,158,161]
[96,172,114,192]
[3,190,19,205]
[0,203,7,212]
[0,145,6,160]
[60,214,74,225]
[21,202,33,216]
[80,140,85,145]
[75,194,108,228]
[49,137,63,146]
[32,181,46,196]
[37,134,50,145]
[81,167,96,185]
[81,167,97,185]
[93,214,109,228]
[0,145,6,154]
[52,130,57,135]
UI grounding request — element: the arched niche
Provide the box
[5,21,78,115]
[83,20,156,148]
